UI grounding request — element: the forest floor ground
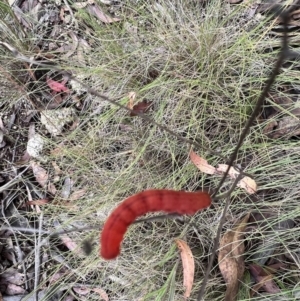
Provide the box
[0,1,300,300]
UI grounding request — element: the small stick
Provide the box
[34,212,44,301]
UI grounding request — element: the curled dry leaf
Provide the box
[218,213,250,301]
[189,150,216,175]
[190,153,257,194]
[175,239,195,299]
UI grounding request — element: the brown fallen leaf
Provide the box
[60,233,85,257]
[48,182,57,195]
[92,288,109,301]
[218,213,250,301]
[189,150,216,175]
[249,263,281,296]
[216,164,257,194]
[266,115,300,139]
[127,91,136,110]
[175,239,195,299]
[49,271,68,285]
[73,286,90,295]
[0,269,25,286]
[69,189,86,201]
[190,154,257,194]
[46,76,69,93]
[6,283,27,295]
[86,4,121,23]
[216,164,239,177]
[130,99,153,116]
[24,199,49,207]
[237,176,257,194]
[31,161,48,188]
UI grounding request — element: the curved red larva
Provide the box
[100,189,211,260]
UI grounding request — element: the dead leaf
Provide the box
[266,115,300,139]
[48,182,57,195]
[6,283,27,295]
[92,288,109,301]
[237,176,257,194]
[60,233,85,257]
[46,76,69,93]
[31,161,48,188]
[190,155,257,194]
[218,213,250,301]
[190,150,216,175]
[24,199,49,207]
[69,189,86,201]
[127,91,136,110]
[73,286,90,295]
[86,4,121,23]
[0,269,25,286]
[49,271,68,285]
[216,164,257,194]
[216,164,239,177]
[175,239,194,299]
[130,99,153,116]
[52,161,62,175]
[249,264,281,296]
[251,275,279,297]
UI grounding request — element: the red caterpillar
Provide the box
[100,189,211,260]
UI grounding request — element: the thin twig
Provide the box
[34,212,44,301]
